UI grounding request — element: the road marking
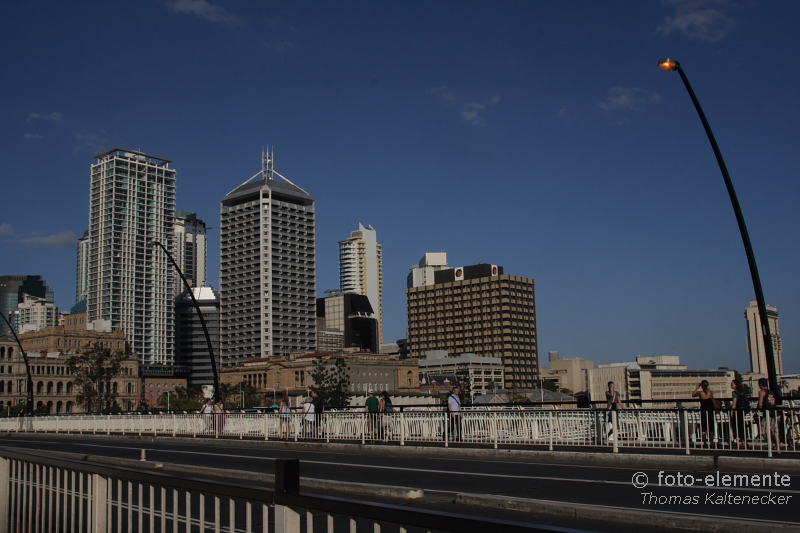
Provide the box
[6,438,799,494]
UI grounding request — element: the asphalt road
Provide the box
[2,433,798,533]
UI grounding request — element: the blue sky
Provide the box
[1,1,798,374]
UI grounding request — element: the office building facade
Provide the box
[316,293,378,353]
[339,223,383,343]
[87,149,177,365]
[406,262,538,388]
[175,286,220,387]
[173,211,207,295]
[0,275,54,336]
[745,300,783,375]
[219,150,316,365]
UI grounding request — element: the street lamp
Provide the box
[658,58,781,401]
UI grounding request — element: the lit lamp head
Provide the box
[658,58,680,72]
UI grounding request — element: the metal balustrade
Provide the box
[0,450,568,533]
[1,407,798,456]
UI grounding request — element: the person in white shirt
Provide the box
[302,396,315,439]
[447,386,462,442]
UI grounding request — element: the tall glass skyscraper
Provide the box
[87,149,176,365]
[339,223,383,344]
[220,150,316,365]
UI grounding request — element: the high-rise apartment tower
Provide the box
[87,149,176,365]
[173,211,207,295]
[219,150,316,365]
[745,300,783,375]
[76,230,90,304]
[406,261,538,389]
[339,223,383,344]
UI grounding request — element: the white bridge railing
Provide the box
[1,407,797,456]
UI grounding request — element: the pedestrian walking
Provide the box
[213,399,225,436]
[311,390,324,437]
[757,378,781,454]
[605,381,624,444]
[379,391,393,441]
[200,398,214,433]
[730,380,748,449]
[693,380,715,447]
[279,394,291,440]
[365,390,379,440]
[447,386,462,442]
[302,396,315,439]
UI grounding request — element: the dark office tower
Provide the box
[173,211,207,296]
[219,149,316,365]
[175,287,220,387]
[406,262,538,389]
[0,275,54,335]
[87,149,177,365]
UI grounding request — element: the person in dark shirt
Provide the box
[311,390,324,437]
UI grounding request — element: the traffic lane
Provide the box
[3,435,798,523]
[0,433,708,484]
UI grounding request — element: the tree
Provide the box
[157,385,205,411]
[455,364,473,403]
[67,342,128,412]
[541,380,559,393]
[310,357,351,407]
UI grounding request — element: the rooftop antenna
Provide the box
[226,146,310,196]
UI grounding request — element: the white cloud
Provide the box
[656,0,738,42]
[432,86,501,127]
[0,223,14,236]
[26,112,62,124]
[599,86,662,112]
[74,131,111,154]
[166,0,243,26]
[11,231,78,248]
[23,133,42,140]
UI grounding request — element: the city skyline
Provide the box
[1,1,798,373]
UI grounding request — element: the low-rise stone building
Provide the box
[0,327,139,413]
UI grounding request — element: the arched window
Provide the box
[47,381,54,394]
[56,401,63,413]
[126,383,133,394]
[0,382,4,393]
[57,382,63,394]
[66,401,73,413]
[7,381,13,393]
[37,381,44,394]
[113,382,118,393]
[66,382,73,394]
[0,346,5,358]
[46,401,54,414]
[8,347,13,357]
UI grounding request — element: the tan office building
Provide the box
[406,263,538,389]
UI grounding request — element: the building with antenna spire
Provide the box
[219,149,316,365]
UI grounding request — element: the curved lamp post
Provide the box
[0,312,35,415]
[658,58,780,401]
[150,241,220,403]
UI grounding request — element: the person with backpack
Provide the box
[757,378,781,454]
[730,380,748,449]
[379,391,393,441]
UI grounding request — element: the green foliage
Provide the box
[1,402,27,417]
[217,381,260,409]
[156,385,205,411]
[67,342,128,412]
[541,380,559,392]
[455,364,472,403]
[310,357,351,407]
